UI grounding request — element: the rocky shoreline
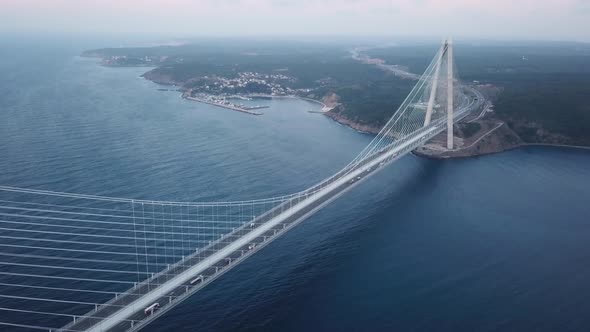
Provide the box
[324,103,590,160]
[413,115,590,159]
[323,105,381,134]
[142,70,181,86]
[415,141,590,160]
[413,120,521,159]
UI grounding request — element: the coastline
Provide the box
[520,143,590,151]
[87,51,590,157]
[414,141,590,160]
[319,111,590,158]
[323,110,380,134]
[142,70,590,156]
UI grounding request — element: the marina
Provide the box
[183,94,264,115]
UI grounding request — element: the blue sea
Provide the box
[1,36,590,332]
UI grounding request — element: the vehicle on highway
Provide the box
[248,243,256,250]
[190,275,204,285]
[144,303,160,316]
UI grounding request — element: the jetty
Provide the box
[184,95,263,115]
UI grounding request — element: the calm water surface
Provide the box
[0,38,589,332]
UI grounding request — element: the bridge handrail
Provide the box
[61,104,473,332]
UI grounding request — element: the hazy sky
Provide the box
[1,0,588,41]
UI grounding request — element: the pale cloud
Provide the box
[0,0,587,41]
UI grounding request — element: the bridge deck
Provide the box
[62,99,477,332]
[59,63,483,332]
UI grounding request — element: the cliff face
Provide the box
[324,105,381,134]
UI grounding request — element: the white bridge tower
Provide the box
[423,37,455,150]
[446,37,454,149]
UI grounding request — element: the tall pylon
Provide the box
[446,37,454,149]
[423,37,455,150]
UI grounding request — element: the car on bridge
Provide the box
[190,275,204,285]
[144,303,160,316]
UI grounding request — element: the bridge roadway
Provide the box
[63,93,480,332]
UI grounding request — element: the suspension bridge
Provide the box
[0,39,484,331]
